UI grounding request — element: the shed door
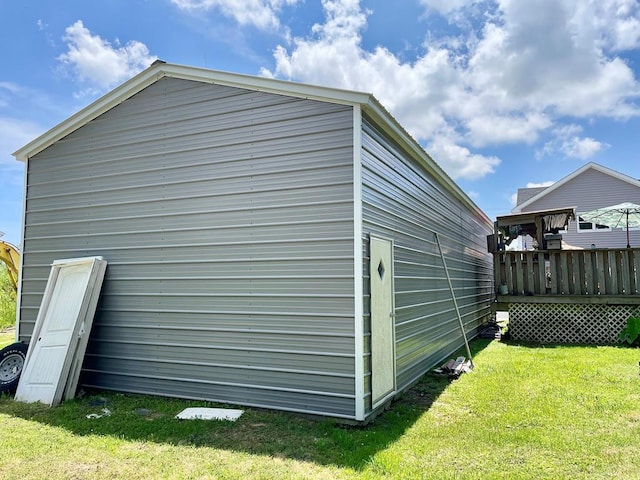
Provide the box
[370,236,395,408]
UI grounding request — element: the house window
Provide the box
[577,216,611,232]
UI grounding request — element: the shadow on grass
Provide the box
[0,339,493,471]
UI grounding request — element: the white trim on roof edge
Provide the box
[12,61,490,226]
[12,61,369,162]
[360,99,490,225]
[513,162,640,213]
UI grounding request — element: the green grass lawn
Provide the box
[1,338,638,480]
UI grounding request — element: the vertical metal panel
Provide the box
[20,78,357,418]
[360,118,493,414]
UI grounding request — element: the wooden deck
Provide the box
[494,248,640,297]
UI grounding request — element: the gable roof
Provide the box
[13,61,372,161]
[13,61,490,225]
[512,162,640,213]
[515,186,547,207]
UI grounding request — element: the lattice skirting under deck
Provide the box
[509,302,640,344]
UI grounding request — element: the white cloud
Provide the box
[418,0,472,16]
[560,136,607,159]
[0,117,43,182]
[0,85,48,151]
[0,82,20,108]
[465,113,552,147]
[265,0,502,179]
[584,0,640,51]
[526,181,555,188]
[171,0,300,30]
[37,19,56,47]
[613,16,640,50]
[456,0,640,123]
[537,124,609,160]
[264,0,640,180]
[57,21,157,91]
[427,138,501,180]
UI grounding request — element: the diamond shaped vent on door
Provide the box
[377,260,385,280]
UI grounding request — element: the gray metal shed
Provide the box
[13,62,493,421]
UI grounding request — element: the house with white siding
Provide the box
[513,162,640,249]
[13,61,493,421]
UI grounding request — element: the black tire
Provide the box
[0,342,28,393]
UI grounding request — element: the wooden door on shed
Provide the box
[370,236,396,408]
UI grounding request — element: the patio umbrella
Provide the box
[579,202,640,248]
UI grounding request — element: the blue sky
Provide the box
[2,0,640,246]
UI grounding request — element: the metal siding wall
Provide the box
[360,119,493,413]
[20,77,357,418]
[522,169,640,249]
